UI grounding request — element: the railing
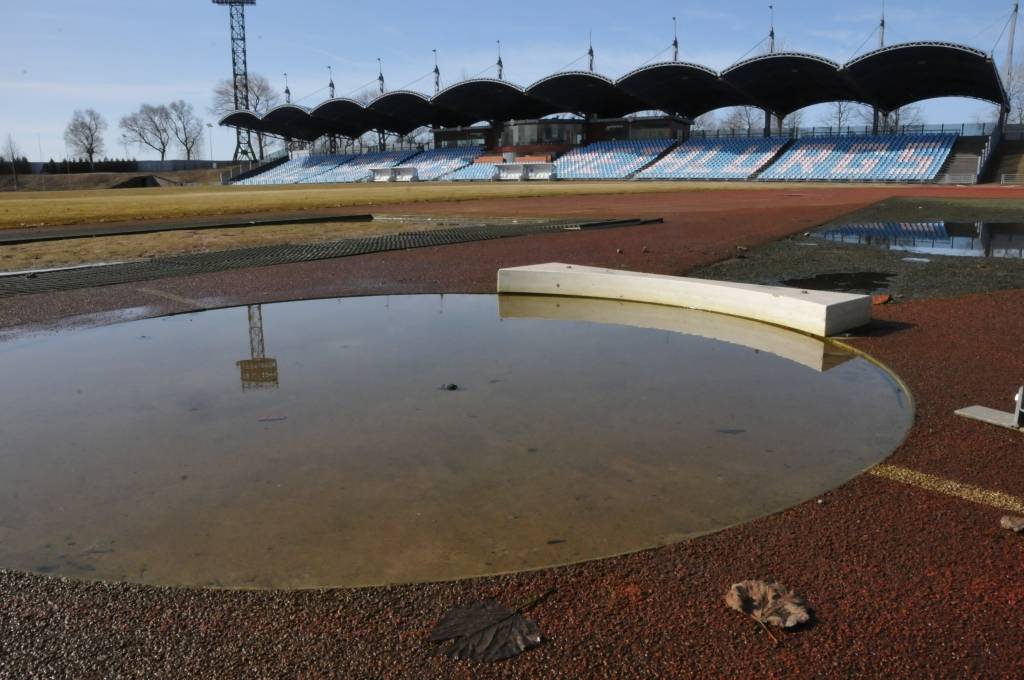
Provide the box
[1001,174,1024,185]
[689,123,995,140]
[934,173,981,185]
[977,124,1002,181]
[219,149,289,184]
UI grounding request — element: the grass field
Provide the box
[0,218,482,273]
[0,180,816,230]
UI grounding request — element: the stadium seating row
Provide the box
[234,154,353,186]
[310,150,419,184]
[400,147,484,180]
[234,148,483,185]
[553,140,675,179]
[638,138,788,180]
[448,163,499,181]
[234,134,961,185]
[758,134,957,182]
[816,222,950,242]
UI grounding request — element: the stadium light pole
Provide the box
[433,50,441,95]
[497,41,504,80]
[873,2,886,134]
[879,0,886,49]
[212,0,257,162]
[1007,3,1019,86]
[765,4,776,137]
[327,66,338,154]
[206,123,215,164]
[672,17,679,62]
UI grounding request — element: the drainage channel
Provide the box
[0,218,658,298]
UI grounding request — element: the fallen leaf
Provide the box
[430,594,549,662]
[725,580,811,632]
[1001,516,1024,533]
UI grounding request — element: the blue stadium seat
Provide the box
[758,134,957,182]
[402,147,484,180]
[447,163,499,181]
[553,140,675,180]
[817,222,950,242]
[637,138,788,180]
[233,154,353,186]
[310,150,420,184]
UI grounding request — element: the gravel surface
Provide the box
[1,185,1023,678]
[692,236,1024,300]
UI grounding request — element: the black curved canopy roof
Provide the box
[526,72,647,117]
[219,41,1007,139]
[845,42,1005,112]
[722,53,869,117]
[434,79,549,123]
[617,62,748,118]
[311,98,390,138]
[367,91,470,133]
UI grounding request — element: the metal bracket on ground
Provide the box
[955,386,1024,433]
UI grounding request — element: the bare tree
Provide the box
[691,112,716,131]
[853,104,925,132]
[120,105,174,160]
[817,101,865,131]
[3,134,21,190]
[64,109,107,168]
[720,106,763,132]
[211,73,282,160]
[1002,61,1024,125]
[775,108,804,135]
[168,100,204,160]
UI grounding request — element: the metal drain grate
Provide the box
[0,219,650,298]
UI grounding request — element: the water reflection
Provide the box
[0,295,911,588]
[815,222,1024,259]
[236,305,279,391]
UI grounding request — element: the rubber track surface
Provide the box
[0,219,625,298]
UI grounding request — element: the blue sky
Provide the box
[1,0,1019,161]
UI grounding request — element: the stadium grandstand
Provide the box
[220,41,1011,186]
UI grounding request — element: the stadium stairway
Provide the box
[553,140,677,180]
[748,140,794,180]
[983,138,1024,184]
[637,137,790,181]
[227,155,289,184]
[628,143,680,178]
[934,136,987,184]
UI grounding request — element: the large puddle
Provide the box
[815,221,1024,259]
[0,295,912,589]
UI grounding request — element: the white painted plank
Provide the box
[497,263,872,337]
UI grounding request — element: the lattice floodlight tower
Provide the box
[213,0,258,162]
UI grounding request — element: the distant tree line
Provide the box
[44,158,140,174]
[0,157,140,175]
[0,156,31,175]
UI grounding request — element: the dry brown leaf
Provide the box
[725,580,811,630]
[429,599,544,663]
[1001,516,1024,533]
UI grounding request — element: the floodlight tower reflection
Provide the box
[237,305,279,391]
